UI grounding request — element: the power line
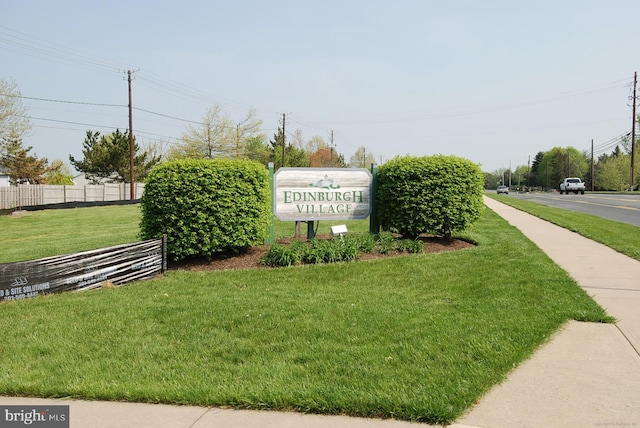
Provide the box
[1,93,125,108]
[592,131,631,156]
[0,25,270,116]
[131,107,201,125]
[25,115,123,130]
[24,115,182,145]
[5,92,204,125]
[3,22,636,168]
[295,79,632,125]
[593,130,631,150]
[12,92,278,131]
[0,24,278,120]
[2,24,634,153]
[0,25,131,75]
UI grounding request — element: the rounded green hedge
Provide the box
[376,155,484,237]
[140,158,271,260]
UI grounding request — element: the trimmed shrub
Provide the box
[140,158,271,260]
[376,155,484,237]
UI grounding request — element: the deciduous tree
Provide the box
[0,78,32,151]
[309,147,345,167]
[168,105,263,160]
[245,135,272,166]
[350,146,376,168]
[43,160,74,185]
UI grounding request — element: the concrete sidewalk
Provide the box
[2,196,640,427]
[453,196,640,427]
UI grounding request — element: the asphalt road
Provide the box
[498,192,640,227]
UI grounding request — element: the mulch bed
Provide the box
[170,235,474,271]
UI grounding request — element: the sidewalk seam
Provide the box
[187,408,212,428]
[616,324,640,358]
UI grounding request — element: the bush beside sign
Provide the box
[274,168,372,221]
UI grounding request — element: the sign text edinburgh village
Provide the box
[274,168,372,221]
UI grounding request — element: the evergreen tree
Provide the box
[269,127,309,170]
[69,129,160,184]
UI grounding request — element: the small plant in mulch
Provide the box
[260,232,426,268]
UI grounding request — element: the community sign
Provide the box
[274,168,372,221]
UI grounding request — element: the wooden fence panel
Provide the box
[0,184,145,209]
[0,236,166,302]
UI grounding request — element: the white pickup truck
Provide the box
[559,177,585,195]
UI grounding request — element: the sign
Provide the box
[274,168,372,221]
[0,238,166,302]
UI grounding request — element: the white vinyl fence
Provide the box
[0,183,144,210]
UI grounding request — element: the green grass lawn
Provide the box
[0,206,142,263]
[485,193,640,261]
[0,205,611,424]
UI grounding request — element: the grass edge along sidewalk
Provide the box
[485,193,640,262]
[0,208,611,425]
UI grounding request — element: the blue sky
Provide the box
[2,0,639,173]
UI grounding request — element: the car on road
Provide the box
[497,185,509,194]
[559,177,585,195]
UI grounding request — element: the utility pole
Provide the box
[591,139,595,191]
[330,130,334,166]
[236,124,240,158]
[282,113,286,169]
[630,71,637,191]
[127,70,135,200]
[527,155,530,191]
[545,162,549,190]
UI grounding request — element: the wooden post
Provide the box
[369,164,379,235]
[161,234,168,274]
[306,221,315,240]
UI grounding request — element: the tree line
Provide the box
[485,137,639,191]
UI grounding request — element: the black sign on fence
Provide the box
[0,237,167,302]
